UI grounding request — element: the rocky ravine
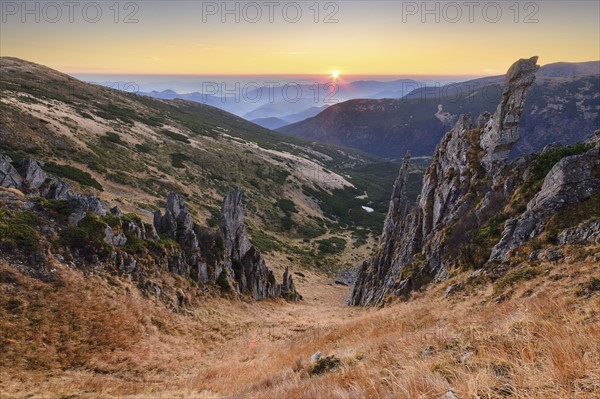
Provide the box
[0,155,299,302]
[351,57,600,306]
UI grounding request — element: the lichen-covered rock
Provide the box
[351,154,412,305]
[68,195,110,225]
[220,188,272,299]
[154,192,194,238]
[490,144,600,260]
[42,177,76,200]
[104,225,127,246]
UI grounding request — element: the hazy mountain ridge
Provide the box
[278,61,600,158]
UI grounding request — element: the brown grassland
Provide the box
[1,254,599,399]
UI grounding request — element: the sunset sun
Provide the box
[331,70,340,80]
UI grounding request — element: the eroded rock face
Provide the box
[351,154,412,305]
[352,57,540,306]
[0,153,108,224]
[220,188,300,301]
[42,177,76,200]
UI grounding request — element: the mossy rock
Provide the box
[310,355,341,375]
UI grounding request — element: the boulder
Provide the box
[68,195,110,225]
[42,177,77,200]
[0,155,23,189]
[18,158,47,191]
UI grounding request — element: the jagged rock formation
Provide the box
[220,188,300,301]
[154,192,194,238]
[351,57,545,306]
[352,154,412,305]
[0,155,300,302]
[480,58,540,173]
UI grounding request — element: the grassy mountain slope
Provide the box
[0,57,411,271]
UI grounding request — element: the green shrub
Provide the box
[135,143,151,153]
[249,229,283,253]
[60,214,108,253]
[171,152,191,168]
[44,162,103,191]
[100,132,125,146]
[317,237,347,255]
[495,266,541,295]
[297,221,326,239]
[0,210,40,252]
[162,130,191,144]
[42,199,78,220]
[217,270,231,292]
[277,199,298,214]
[519,142,595,202]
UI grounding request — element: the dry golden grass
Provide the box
[1,255,599,399]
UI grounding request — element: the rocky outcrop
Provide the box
[0,154,108,224]
[351,154,412,305]
[220,188,300,301]
[556,220,600,245]
[490,144,600,260]
[42,177,77,200]
[0,156,297,302]
[480,57,540,173]
[154,192,194,238]
[352,57,541,306]
[69,195,110,225]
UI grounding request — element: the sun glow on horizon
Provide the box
[331,70,340,80]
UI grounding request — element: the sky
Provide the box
[1,1,599,77]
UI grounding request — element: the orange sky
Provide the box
[1,1,599,76]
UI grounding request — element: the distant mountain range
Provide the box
[138,79,422,121]
[278,61,600,158]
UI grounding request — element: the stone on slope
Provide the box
[68,195,110,225]
[18,158,47,191]
[42,177,77,200]
[0,155,23,189]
